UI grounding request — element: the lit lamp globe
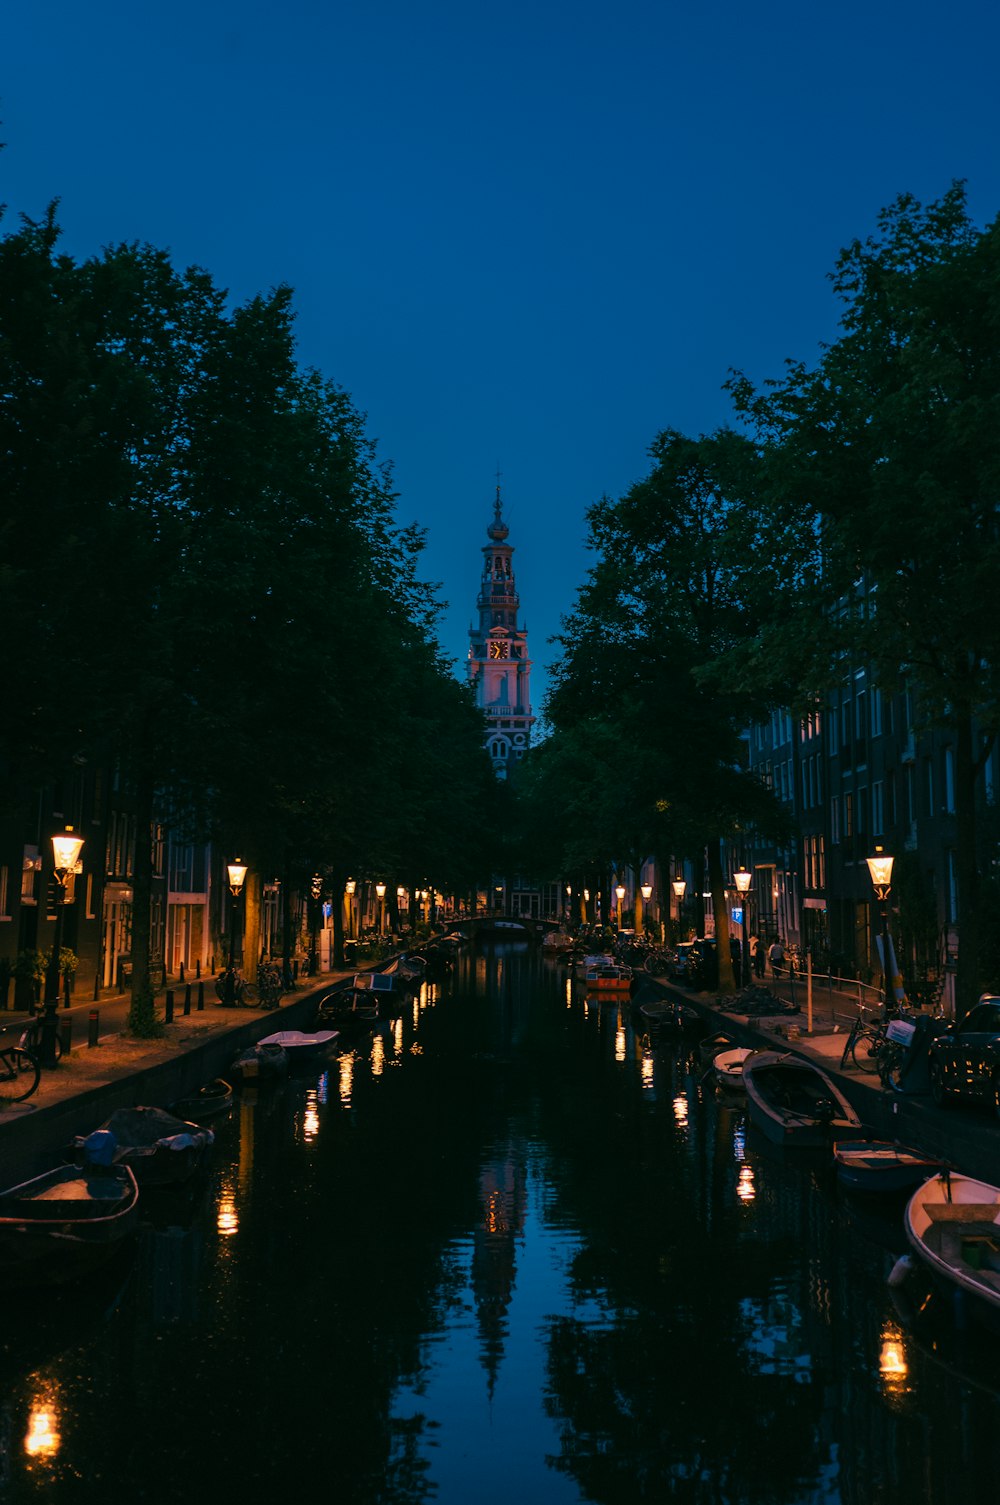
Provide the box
[227,860,248,897]
[640,883,652,901]
[866,846,894,900]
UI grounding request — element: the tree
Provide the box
[729,183,1000,1014]
[542,429,787,986]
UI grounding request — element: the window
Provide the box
[944,747,955,813]
[816,835,825,888]
[946,849,958,923]
[870,688,883,737]
[844,792,854,838]
[831,796,841,845]
[855,691,867,741]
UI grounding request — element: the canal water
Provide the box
[3,941,1000,1503]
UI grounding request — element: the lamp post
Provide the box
[397,885,407,934]
[640,882,652,939]
[309,874,323,975]
[41,827,85,1067]
[346,879,356,939]
[375,881,386,936]
[615,884,625,928]
[224,859,248,1006]
[672,878,687,940]
[733,867,752,988]
[866,845,895,1019]
[565,884,572,924]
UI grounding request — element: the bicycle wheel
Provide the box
[239,982,259,1006]
[18,1023,61,1061]
[840,1024,860,1070]
[849,1031,879,1073]
[878,1041,906,1091]
[0,1047,41,1103]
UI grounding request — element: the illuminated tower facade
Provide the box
[467,488,535,778]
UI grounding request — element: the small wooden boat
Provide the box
[573,952,615,979]
[350,971,402,1011]
[636,999,702,1033]
[230,1041,288,1083]
[542,929,576,953]
[905,1172,1000,1330]
[259,1029,339,1060]
[0,1164,139,1285]
[712,1047,752,1090]
[70,1107,214,1186]
[315,990,379,1034]
[698,1030,737,1067]
[382,955,426,989]
[171,1078,233,1120]
[743,1050,862,1148]
[833,1139,943,1195]
[583,963,633,992]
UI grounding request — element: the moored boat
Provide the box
[230,1041,288,1083]
[698,1030,737,1066]
[904,1172,1000,1330]
[259,1029,339,1061]
[743,1050,862,1147]
[0,1163,140,1285]
[833,1138,943,1195]
[583,963,633,992]
[712,1046,752,1090]
[171,1078,233,1121]
[70,1106,214,1186]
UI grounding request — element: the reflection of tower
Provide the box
[467,486,535,778]
[471,1148,528,1398]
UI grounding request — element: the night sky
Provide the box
[4,1,999,713]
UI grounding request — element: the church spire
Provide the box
[467,479,535,778]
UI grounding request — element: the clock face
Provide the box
[489,640,510,659]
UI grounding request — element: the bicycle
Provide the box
[18,1014,63,1062]
[257,961,284,1009]
[0,1039,41,1103]
[214,968,259,1007]
[839,1005,887,1071]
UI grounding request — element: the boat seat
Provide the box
[924,1203,1000,1224]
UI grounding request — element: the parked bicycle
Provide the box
[257,961,283,1009]
[18,1013,62,1062]
[839,1005,917,1089]
[214,968,259,1007]
[0,1037,41,1103]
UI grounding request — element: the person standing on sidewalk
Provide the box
[750,934,765,980]
[767,938,785,980]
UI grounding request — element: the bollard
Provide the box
[88,1009,100,1047]
[63,975,71,1008]
[196,958,201,978]
[165,989,174,1024]
[180,960,186,982]
[197,981,205,1011]
[59,1019,72,1055]
[184,983,192,1016]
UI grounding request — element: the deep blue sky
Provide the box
[4,2,999,714]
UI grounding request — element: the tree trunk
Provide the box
[127,767,161,1037]
[707,840,736,992]
[954,711,981,1019]
[242,870,261,981]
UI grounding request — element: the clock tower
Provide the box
[467,487,535,778]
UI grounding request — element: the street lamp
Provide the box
[733,868,752,988]
[866,845,895,1018]
[346,878,356,939]
[309,874,323,975]
[615,884,625,927]
[640,882,652,939]
[672,877,687,939]
[41,827,85,1067]
[565,884,572,924]
[375,881,386,935]
[223,859,248,1006]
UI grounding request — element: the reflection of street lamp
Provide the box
[41,828,85,1067]
[733,868,752,987]
[375,881,386,935]
[615,884,625,926]
[866,846,895,1018]
[309,874,322,975]
[223,859,248,1006]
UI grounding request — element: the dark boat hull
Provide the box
[0,1165,140,1286]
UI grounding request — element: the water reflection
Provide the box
[3,943,1000,1505]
